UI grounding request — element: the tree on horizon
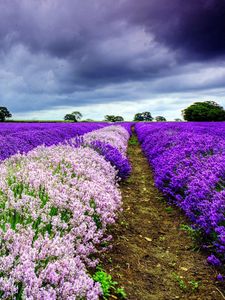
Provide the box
[64,111,82,122]
[0,107,12,122]
[104,115,124,122]
[155,116,167,122]
[134,112,153,121]
[182,101,225,121]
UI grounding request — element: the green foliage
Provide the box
[64,111,82,122]
[182,101,225,121]
[93,267,117,298]
[85,200,102,229]
[116,287,127,298]
[180,224,202,250]
[60,209,72,223]
[16,282,23,300]
[93,213,102,229]
[165,206,173,213]
[215,179,225,192]
[172,273,201,292]
[172,273,187,291]
[104,115,124,122]
[134,111,153,121]
[155,116,167,122]
[128,136,138,145]
[38,186,49,208]
[0,106,12,122]
[180,224,201,241]
[64,114,76,121]
[93,266,127,299]
[189,279,201,291]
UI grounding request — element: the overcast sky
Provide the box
[1,0,225,121]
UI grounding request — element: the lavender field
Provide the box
[2,0,225,297]
[1,121,225,299]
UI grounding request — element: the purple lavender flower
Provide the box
[217,274,224,281]
[90,140,131,180]
[136,122,225,263]
[207,254,222,266]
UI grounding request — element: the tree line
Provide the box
[63,101,225,122]
[1,101,225,122]
[63,111,175,122]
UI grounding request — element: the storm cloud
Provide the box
[122,0,225,60]
[0,0,224,120]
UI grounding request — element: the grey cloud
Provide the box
[0,0,224,118]
[121,0,225,60]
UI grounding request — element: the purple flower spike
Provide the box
[217,274,224,281]
[207,254,222,266]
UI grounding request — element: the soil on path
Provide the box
[102,133,225,300]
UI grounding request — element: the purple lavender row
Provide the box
[136,122,225,265]
[0,122,111,135]
[65,125,132,180]
[0,123,109,161]
[83,125,132,180]
[115,122,133,136]
[0,125,131,299]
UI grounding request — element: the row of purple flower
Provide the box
[136,122,225,265]
[0,123,109,161]
[0,122,132,180]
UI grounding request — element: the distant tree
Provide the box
[64,114,74,121]
[114,116,124,122]
[82,119,95,122]
[64,111,82,122]
[182,101,225,121]
[134,111,153,122]
[155,116,167,122]
[0,111,4,122]
[174,118,183,122]
[104,115,124,122]
[0,107,12,122]
[104,115,115,122]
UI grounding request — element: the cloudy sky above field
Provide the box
[0,0,225,120]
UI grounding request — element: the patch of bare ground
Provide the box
[101,133,225,300]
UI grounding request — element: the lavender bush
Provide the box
[72,125,132,180]
[0,125,131,299]
[83,125,130,156]
[90,140,131,180]
[136,122,225,265]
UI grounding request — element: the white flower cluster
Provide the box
[0,125,130,299]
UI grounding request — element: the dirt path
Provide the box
[102,133,225,300]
